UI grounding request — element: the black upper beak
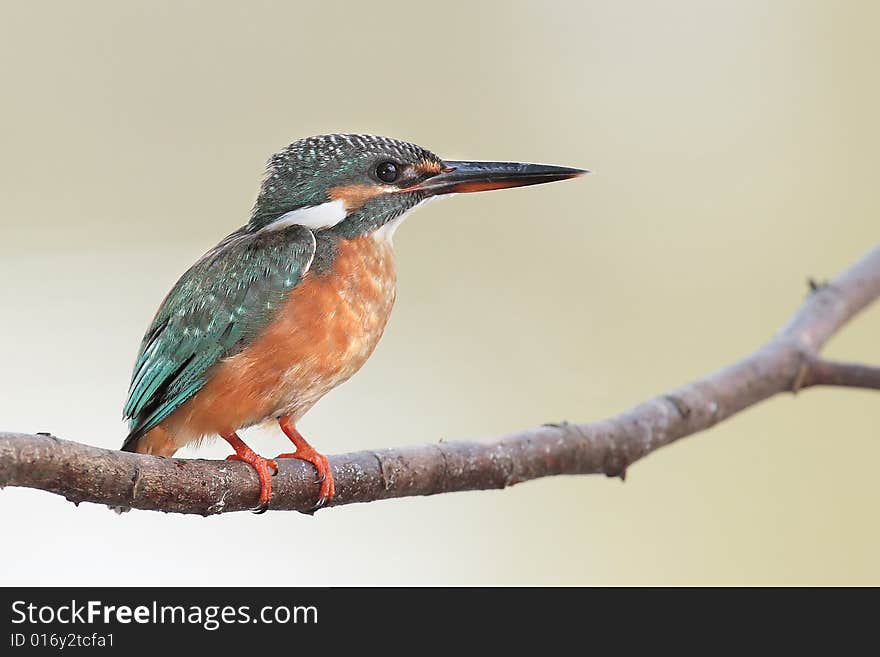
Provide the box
[407,160,588,196]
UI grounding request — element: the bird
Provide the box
[121,133,586,512]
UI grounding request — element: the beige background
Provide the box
[1,1,877,585]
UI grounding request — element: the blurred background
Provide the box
[1,0,877,585]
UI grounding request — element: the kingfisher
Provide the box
[121,134,586,512]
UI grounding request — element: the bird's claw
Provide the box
[275,452,335,510]
[225,452,276,512]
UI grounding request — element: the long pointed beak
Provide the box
[407,160,588,196]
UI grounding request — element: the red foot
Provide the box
[222,433,278,513]
[277,416,335,508]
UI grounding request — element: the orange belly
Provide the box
[140,235,397,456]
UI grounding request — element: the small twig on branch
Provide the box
[796,357,880,390]
[1,244,880,515]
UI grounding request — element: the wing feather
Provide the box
[122,225,316,447]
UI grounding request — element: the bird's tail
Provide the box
[120,425,178,457]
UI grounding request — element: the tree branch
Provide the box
[2,244,880,515]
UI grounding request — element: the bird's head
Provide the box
[249,134,586,239]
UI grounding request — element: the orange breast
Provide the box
[155,235,397,452]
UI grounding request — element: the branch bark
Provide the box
[2,244,880,515]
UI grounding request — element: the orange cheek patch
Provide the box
[415,160,444,175]
[328,184,390,212]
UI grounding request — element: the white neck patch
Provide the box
[373,197,440,244]
[261,199,348,232]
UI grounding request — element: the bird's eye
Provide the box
[376,161,399,183]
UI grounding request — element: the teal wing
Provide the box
[122,225,316,448]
